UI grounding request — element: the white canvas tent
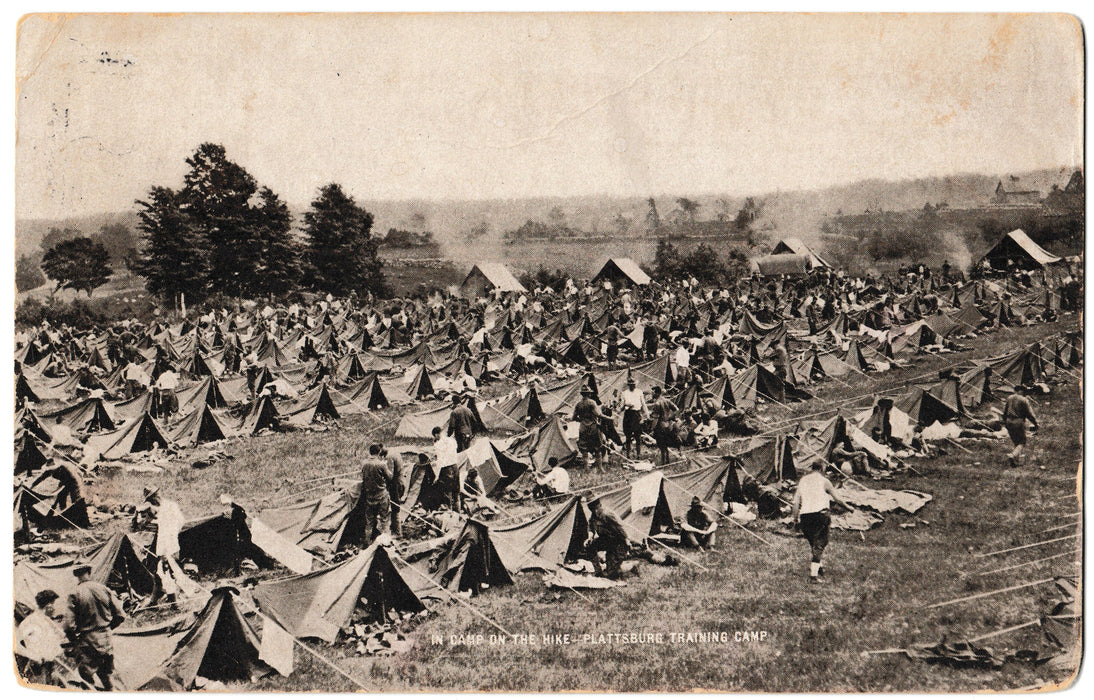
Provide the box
[770,238,831,269]
[459,263,527,298]
[593,258,652,287]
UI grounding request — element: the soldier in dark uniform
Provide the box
[381,446,405,537]
[360,444,393,545]
[64,562,125,690]
[1003,385,1039,466]
[603,321,622,368]
[649,385,678,466]
[642,318,659,360]
[586,498,632,580]
[572,386,605,468]
[447,394,477,452]
[680,497,717,549]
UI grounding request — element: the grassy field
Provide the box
[379,256,465,295]
[70,318,1082,692]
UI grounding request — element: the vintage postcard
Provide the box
[11,12,1083,693]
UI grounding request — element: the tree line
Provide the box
[130,143,387,304]
[19,143,389,304]
[501,196,766,243]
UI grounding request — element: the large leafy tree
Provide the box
[130,186,211,303]
[250,187,302,298]
[675,197,700,224]
[40,237,112,297]
[303,183,386,297]
[39,227,81,254]
[179,143,264,296]
[132,143,304,302]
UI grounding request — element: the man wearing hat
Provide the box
[132,486,160,531]
[64,562,125,690]
[649,386,678,466]
[572,386,605,468]
[585,498,631,580]
[680,497,717,550]
[621,374,648,459]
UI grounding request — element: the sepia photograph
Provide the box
[10,12,1084,693]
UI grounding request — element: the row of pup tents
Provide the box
[18,363,1072,686]
[30,426,939,690]
[251,331,1079,568]
[16,375,401,464]
[9,438,1071,690]
[17,426,859,632]
[15,285,1070,463]
[15,331,1080,546]
[10,403,955,691]
[15,271,1068,407]
[15,330,1081,549]
[16,284,1057,409]
[22,296,1066,446]
[14,373,1077,686]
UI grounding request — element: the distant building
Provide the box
[992,181,1041,206]
[459,263,527,298]
[593,258,651,287]
[1043,170,1084,217]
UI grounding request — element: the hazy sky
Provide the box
[15,13,1084,219]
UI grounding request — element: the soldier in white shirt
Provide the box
[620,375,649,459]
[154,368,180,417]
[790,461,854,583]
[16,589,66,686]
[431,426,458,472]
[674,340,692,387]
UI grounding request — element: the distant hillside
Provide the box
[16,166,1078,267]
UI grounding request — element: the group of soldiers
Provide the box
[571,369,752,471]
[354,394,492,548]
[16,562,125,690]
